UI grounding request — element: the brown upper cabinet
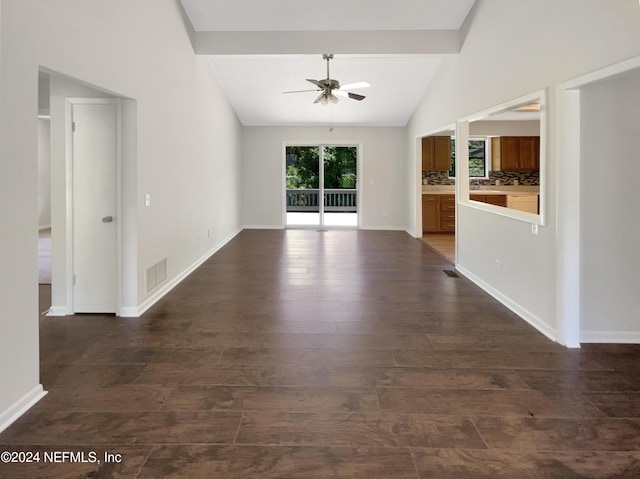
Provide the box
[422,136,451,171]
[498,136,540,171]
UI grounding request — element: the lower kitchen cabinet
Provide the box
[470,194,507,207]
[423,194,455,233]
[422,195,439,232]
[439,195,456,232]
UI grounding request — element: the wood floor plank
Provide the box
[372,368,531,390]
[376,388,605,418]
[218,347,396,367]
[411,449,640,479]
[162,385,380,413]
[581,392,640,418]
[0,410,243,445]
[135,363,377,388]
[236,412,487,448]
[138,445,419,479]
[471,416,640,451]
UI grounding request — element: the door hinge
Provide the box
[72,122,76,133]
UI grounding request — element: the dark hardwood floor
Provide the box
[2,229,640,478]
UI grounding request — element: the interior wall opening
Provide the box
[457,90,546,226]
[419,127,456,264]
[37,73,52,312]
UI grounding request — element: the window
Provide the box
[449,138,488,178]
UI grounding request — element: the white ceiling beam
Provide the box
[194,30,461,55]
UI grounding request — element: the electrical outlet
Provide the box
[532,223,539,235]
[197,235,202,245]
[495,259,502,273]
[144,194,151,207]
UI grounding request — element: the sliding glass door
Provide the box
[285,145,358,227]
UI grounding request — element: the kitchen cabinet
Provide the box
[423,194,455,233]
[422,195,439,232]
[499,136,540,171]
[422,136,451,171]
[506,194,539,214]
[470,194,507,207]
[439,195,456,231]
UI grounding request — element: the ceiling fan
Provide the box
[283,54,370,104]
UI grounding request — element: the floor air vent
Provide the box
[146,259,167,292]
[443,269,459,278]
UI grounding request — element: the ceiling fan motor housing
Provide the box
[324,79,340,91]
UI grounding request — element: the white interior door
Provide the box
[71,102,117,313]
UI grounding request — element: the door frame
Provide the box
[282,141,363,229]
[65,97,122,314]
[555,55,640,347]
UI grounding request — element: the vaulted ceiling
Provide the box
[179,0,478,126]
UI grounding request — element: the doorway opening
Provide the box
[285,144,358,228]
[38,73,52,312]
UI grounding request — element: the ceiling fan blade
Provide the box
[282,89,321,94]
[334,90,365,101]
[306,79,325,88]
[339,81,370,90]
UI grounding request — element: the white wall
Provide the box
[243,126,406,230]
[0,0,242,427]
[37,118,51,228]
[407,0,640,343]
[470,120,540,137]
[580,68,640,342]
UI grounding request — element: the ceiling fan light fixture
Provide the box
[328,93,339,104]
[315,92,329,105]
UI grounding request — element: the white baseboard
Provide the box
[243,225,284,230]
[0,385,47,434]
[38,224,51,231]
[359,226,406,231]
[580,331,640,344]
[405,228,419,238]
[135,227,243,317]
[118,307,140,318]
[46,306,68,317]
[456,265,558,343]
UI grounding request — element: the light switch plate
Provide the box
[144,194,151,207]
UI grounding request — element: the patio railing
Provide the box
[287,189,357,212]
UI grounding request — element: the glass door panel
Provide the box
[323,146,358,227]
[285,146,320,226]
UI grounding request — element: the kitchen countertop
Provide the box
[422,185,539,195]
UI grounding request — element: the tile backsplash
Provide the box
[422,170,539,186]
[423,171,454,185]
